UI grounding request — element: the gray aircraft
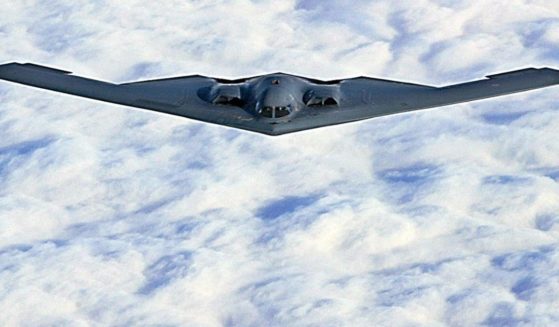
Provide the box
[0,62,558,135]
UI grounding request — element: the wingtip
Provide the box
[0,62,19,69]
[0,62,22,78]
[540,67,559,84]
[0,62,71,74]
[486,68,540,79]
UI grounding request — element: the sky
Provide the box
[0,0,559,326]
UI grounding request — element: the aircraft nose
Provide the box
[258,89,296,119]
[261,88,292,106]
[257,105,293,118]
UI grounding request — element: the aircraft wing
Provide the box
[0,62,270,134]
[277,67,559,135]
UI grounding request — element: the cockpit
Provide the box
[256,80,296,119]
[258,105,292,118]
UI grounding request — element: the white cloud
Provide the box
[0,0,559,326]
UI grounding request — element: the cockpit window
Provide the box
[259,106,274,118]
[258,105,292,118]
[275,106,291,118]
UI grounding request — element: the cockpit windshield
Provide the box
[275,106,290,118]
[258,105,292,118]
[260,106,274,118]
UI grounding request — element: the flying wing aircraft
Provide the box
[0,62,558,135]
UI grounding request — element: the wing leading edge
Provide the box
[372,67,559,117]
[0,63,152,108]
[423,67,559,109]
[270,67,559,135]
[0,62,272,134]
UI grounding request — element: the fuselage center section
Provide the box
[256,77,298,120]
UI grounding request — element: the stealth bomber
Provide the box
[0,62,558,135]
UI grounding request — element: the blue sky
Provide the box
[1,1,559,326]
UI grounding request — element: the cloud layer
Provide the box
[1,0,559,326]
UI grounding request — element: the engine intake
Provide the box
[210,85,245,107]
[303,89,339,107]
